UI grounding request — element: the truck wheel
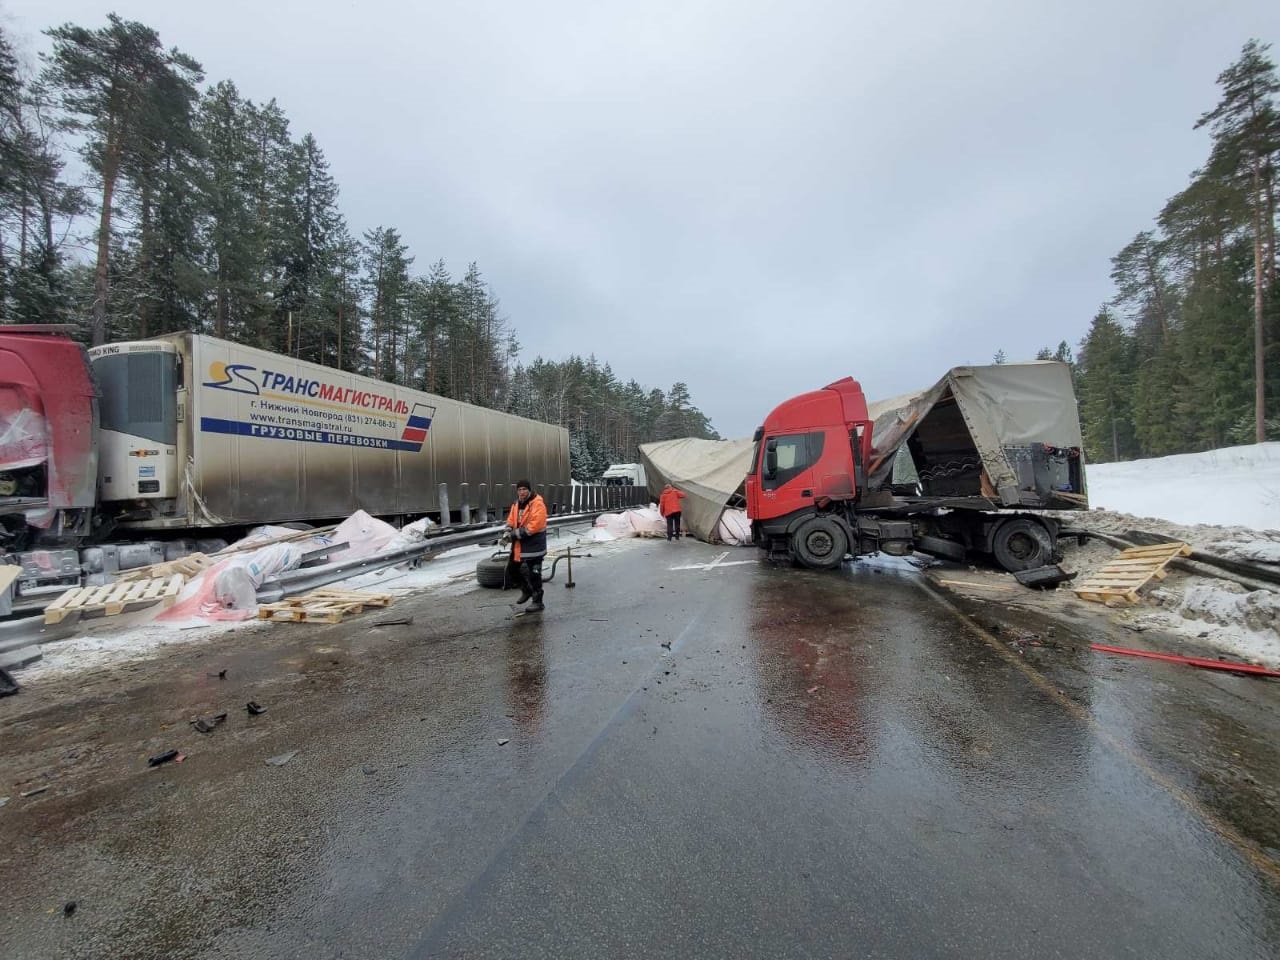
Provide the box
[476,556,510,589]
[991,518,1052,572]
[791,517,848,570]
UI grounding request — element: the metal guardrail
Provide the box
[255,512,600,603]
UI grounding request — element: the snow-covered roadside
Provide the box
[1085,442,1280,531]
[1048,508,1280,668]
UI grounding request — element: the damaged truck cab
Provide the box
[746,364,1088,572]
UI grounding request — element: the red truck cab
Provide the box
[0,326,98,548]
[746,377,882,567]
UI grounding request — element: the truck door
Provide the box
[758,431,825,516]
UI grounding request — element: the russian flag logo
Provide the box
[401,403,435,447]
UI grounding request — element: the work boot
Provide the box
[528,593,545,613]
[516,589,532,604]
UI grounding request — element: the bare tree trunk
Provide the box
[1254,163,1266,444]
[91,147,122,346]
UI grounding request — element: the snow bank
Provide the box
[1086,442,1280,531]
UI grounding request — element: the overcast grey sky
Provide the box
[3,1,1278,437]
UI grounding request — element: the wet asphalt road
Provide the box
[3,536,1280,959]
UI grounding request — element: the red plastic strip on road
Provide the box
[1090,643,1280,678]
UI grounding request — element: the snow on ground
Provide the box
[1035,443,1280,667]
[1085,442,1280,531]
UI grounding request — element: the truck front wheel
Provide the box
[791,517,848,570]
[991,518,1052,572]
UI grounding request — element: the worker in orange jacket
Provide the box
[503,479,549,611]
[658,483,687,541]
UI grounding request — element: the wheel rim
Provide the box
[807,530,835,559]
[1006,531,1039,560]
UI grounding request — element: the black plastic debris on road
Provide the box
[265,750,299,767]
[246,701,267,715]
[148,749,180,768]
[0,666,20,697]
[190,712,228,734]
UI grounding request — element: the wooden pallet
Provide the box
[44,575,186,625]
[257,588,394,624]
[116,552,216,583]
[1073,541,1192,605]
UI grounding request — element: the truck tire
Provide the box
[476,555,510,589]
[791,517,848,570]
[991,518,1052,572]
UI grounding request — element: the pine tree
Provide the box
[1077,308,1137,462]
[1195,39,1280,442]
[0,27,82,324]
[42,14,202,344]
[361,226,412,381]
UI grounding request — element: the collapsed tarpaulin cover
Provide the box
[639,438,755,543]
[866,361,1087,507]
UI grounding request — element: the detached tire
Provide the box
[476,555,510,589]
[791,516,849,570]
[991,518,1052,572]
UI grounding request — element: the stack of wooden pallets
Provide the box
[44,575,186,625]
[1073,541,1192,605]
[257,588,394,624]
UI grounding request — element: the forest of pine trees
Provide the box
[1069,39,1280,463]
[0,15,719,480]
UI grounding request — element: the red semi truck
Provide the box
[745,364,1088,571]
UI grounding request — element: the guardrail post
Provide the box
[438,483,450,528]
[478,483,489,522]
[459,483,471,524]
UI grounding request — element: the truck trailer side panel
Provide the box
[111,334,568,528]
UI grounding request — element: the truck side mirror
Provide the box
[764,439,777,478]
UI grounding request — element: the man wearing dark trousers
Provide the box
[504,479,548,612]
[659,483,687,541]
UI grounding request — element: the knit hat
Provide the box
[516,479,533,491]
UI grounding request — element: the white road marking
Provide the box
[670,551,756,571]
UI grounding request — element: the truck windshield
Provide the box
[93,351,178,446]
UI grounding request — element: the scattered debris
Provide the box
[1090,643,1280,678]
[589,618,609,622]
[660,641,671,650]
[497,738,510,746]
[0,797,9,808]
[0,666,19,697]
[806,686,819,694]
[63,902,77,917]
[361,764,377,775]
[246,701,267,715]
[373,616,414,626]
[206,669,228,680]
[265,750,299,767]
[117,552,215,583]
[190,712,228,734]
[19,786,48,798]
[1013,564,1077,589]
[258,588,393,624]
[148,750,180,767]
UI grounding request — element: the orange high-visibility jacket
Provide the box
[659,486,686,517]
[506,494,548,561]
